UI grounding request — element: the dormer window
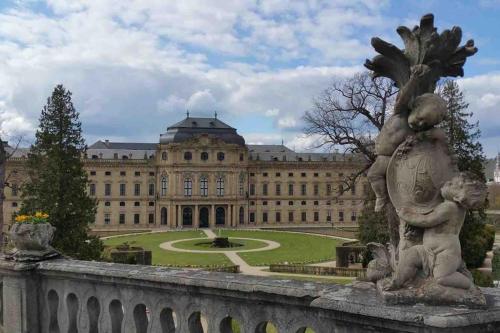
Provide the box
[217,152,225,161]
[161,152,167,160]
[201,152,208,161]
[184,152,192,160]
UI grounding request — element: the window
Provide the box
[119,183,126,196]
[288,201,294,206]
[134,201,140,207]
[276,212,281,223]
[250,183,255,196]
[250,201,255,206]
[250,212,255,223]
[301,212,307,222]
[276,201,281,206]
[184,151,192,160]
[200,177,208,196]
[262,183,268,196]
[351,212,357,222]
[105,184,111,196]
[339,211,344,222]
[104,213,111,225]
[239,153,244,161]
[338,184,344,195]
[90,171,96,176]
[314,200,319,206]
[301,184,306,196]
[120,171,126,176]
[314,211,319,222]
[263,212,268,223]
[327,211,332,222]
[263,201,268,206]
[184,178,192,196]
[326,172,331,177]
[149,172,155,176]
[148,213,154,224]
[326,184,332,196]
[301,172,306,177]
[288,172,294,177]
[161,152,167,160]
[134,183,141,196]
[12,202,18,207]
[351,184,356,195]
[161,176,168,196]
[301,201,306,206]
[314,184,319,196]
[120,202,125,207]
[276,172,281,177]
[217,152,225,161]
[148,183,154,196]
[105,171,111,176]
[89,183,96,196]
[105,201,110,207]
[275,183,281,195]
[288,211,294,222]
[288,184,294,196]
[148,201,154,206]
[263,172,268,177]
[201,152,209,161]
[134,214,140,224]
[216,177,224,196]
[314,173,319,177]
[119,214,125,224]
[239,178,244,196]
[135,171,140,176]
[250,173,255,177]
[326,200,331,206]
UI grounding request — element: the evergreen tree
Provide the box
[439,80,491,268]
[21,85,102,260]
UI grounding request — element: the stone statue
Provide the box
[363,14,487,307]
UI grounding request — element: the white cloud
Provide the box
[277,116,298,129]
[265,108,280,117]
[186,90,218,113]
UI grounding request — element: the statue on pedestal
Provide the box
[364,13,487,307]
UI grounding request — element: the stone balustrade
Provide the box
[0,258,500,333]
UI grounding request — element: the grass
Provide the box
[102,231,232,267]
[172,238,269,251]
[221,230,340,266]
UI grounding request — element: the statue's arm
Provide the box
[394,64,431,114]
[398,204,448,228]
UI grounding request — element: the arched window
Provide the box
[161,176,168,196]
[200,177,208,196]
[217,152,225,161]
[184,151,192,160]
[161,151,167,160]
[200,152,208,161]
[216,177,224,196]
[184,178,193,196]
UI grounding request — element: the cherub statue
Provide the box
[388,173,487,290]
[367,65,447,212]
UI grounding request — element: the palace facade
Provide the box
[3,116,368,231]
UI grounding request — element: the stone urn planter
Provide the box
[7,222,59,261]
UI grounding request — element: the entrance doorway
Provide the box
[199,207,209,228]
[182,207,193,226]
[239,207,244,224]
[215,207,225,226]
[161,207,167,225]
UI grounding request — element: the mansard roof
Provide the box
[160,116,245,146]
[88,141,157,150]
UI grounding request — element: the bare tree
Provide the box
[303,72,400,245]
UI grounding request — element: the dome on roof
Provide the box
[159,116,245,146]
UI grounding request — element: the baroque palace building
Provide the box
[3,115,368,231]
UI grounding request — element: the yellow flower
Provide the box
[15,215,28,222]
[42,213,49,218]
[35,212,43,218]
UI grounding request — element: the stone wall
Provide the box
[0,258,500,332]
[270,264,366,278]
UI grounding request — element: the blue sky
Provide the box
[0,0,499,156]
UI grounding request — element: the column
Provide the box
[194,205,199,228]
[177,205,182,228]
[210,205,215,228]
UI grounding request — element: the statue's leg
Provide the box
[367,156,391,212]
[386,245,423,290]
[434,253,471,289]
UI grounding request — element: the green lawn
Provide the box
[172,238,269,251]
[221,230,340,266]
[103,231,232,267]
